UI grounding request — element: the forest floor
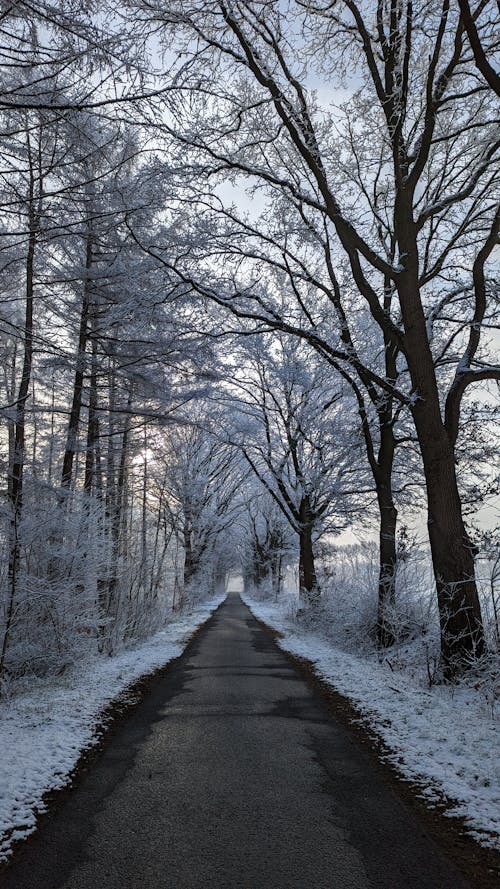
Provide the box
[1,593,491,889]
[243,592,500,856]
[0,594,225,863]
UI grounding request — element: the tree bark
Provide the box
[271,552,283,601]
[84,321,100,496]
[141,425,148,593]
[415,411,484,673]
[298,496,319,605]
[104,402,131,653]
[395,202,484,674]
[347,365,399,646]
[376,482,398,647]
[374,385,398,647]
[61,229,93,490]
[1,180,37,686]
[5,344,17,501]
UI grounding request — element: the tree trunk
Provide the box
[61,229,93,490]
[376,483,398,647]
[396,202,484,674]
[5,343,17,501]
[141,425,148,593]
[105,359,117,506]
[47,376,56,486]
[84,321,100,496]
[271,553,283,601]
[31,379,38,475]
[375,296,399,646]
[149,472,168,601]
[104,403,131,653]
[415,415,483,673]
[252,538,268,587]
[1,192,37,687]
[183,521,194,592]
[298,496,319,605]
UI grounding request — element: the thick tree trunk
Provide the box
[298,496,319,605]
[375,303,400,647]
[396,203,484,674]
[415,414,484,672]
[376,483,398,647]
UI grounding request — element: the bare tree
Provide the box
[0,106,60,679]
[226,336,366,605]
[161,420,246,604]
[142,0,499,672]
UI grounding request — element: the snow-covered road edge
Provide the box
[242,593,500,852]
[0,594,226,863]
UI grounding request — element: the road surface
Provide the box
[2,594,471,889]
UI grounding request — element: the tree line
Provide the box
[0,0,499,686]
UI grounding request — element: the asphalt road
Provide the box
[2,594,471,889]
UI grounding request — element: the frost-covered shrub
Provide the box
[0,479,181,688]
[264,539,500,689]
[0,487,105,679]
[308,541,438,650]
[476,535,500,651]
[457,651,500,718]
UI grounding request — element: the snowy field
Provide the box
[243,593,500,851]
[0,595,225,862]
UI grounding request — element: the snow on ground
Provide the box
[0,595,225,862]
[243,593,500,851]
